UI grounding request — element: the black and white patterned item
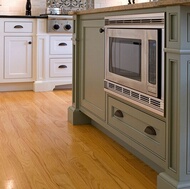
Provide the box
[47,0,94,12]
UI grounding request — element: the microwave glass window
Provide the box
[148,40,157,85]
[109,37,142,81]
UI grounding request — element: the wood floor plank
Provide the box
[0,90,157,189]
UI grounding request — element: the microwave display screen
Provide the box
[109,37,142,81]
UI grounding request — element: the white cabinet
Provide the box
[1,19,35,85]
[4,36,32,79]
[50,36,72,55]
[4,21,33,33]
[33,19,73,92]
[48,35,72,82]
[49,58,72,78]
[0,18,72,92]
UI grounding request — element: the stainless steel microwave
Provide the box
[104,13,165,115]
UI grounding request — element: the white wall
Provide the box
[0,0,46,16]
[0,0,149,16]
[95,0,149,8]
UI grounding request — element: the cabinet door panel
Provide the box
[4,36,32,79]
[80,20,105,120]
[4,21,33,33]
[108,96,166,160]
[49,58,72,78]
[50,36,72,55]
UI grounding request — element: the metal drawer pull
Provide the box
[28,41,32,44]
[58,42,67,46]
[58,65,67,69]
[144,126,157,136]
[114,110,124,118]
[14,25,24,29]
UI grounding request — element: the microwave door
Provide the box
[106,29,147,94]
[109,37,141,80]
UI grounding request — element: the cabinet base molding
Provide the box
[0,82,33,92]
[158,172,190,189]
[68,106,91,125]
[33,80,72,92]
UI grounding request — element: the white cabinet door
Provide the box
[4,36,32,79]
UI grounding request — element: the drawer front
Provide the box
[50,58,72,78]
[108,96,166,159]
[4,22,33,33]
[50,36,72,55]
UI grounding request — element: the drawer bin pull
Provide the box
[144,126,157,136]
[114,110,124,118]
[14,25,24,29]
[58,65,67,69]
[58,43,67,46]
[28,41,32,44]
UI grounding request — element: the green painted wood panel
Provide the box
[79,19,106,120]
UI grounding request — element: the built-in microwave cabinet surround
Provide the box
[104,13,165,116]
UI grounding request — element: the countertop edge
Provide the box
[68,0,190,15]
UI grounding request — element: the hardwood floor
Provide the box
[0,90,157,189]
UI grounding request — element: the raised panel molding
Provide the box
[187,14,190,42]
[169,13,178,42]
[168,59,178,172]
[187,61,190,174]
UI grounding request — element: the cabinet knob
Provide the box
[58,42,67,46]
[58,65,67,69]
[99,28,105,33]
[144,126,157,136]
[28,41,32,44]
[14,25,24,29]
[114,110,124,118]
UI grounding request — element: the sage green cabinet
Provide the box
[79,19,105,121]
[69,5,190,189]
[107,96,166,166]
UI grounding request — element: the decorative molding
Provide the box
[169,13,178,42]
[187,61,190,174]
[168,59,178,172]
[187,13,190,42]
[164,48,190,54]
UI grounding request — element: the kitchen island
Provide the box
[68,1,190,188]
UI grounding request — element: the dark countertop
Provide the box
[0,15,48,19]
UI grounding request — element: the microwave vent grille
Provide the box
[105,18,164,26]
[105,80,164,115]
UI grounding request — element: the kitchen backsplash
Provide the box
[47,0,94,11]
[0,0,149,16]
